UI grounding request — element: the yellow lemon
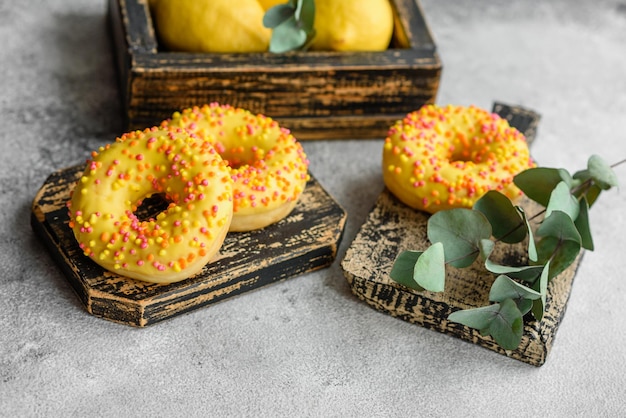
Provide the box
[311,0,394,51]
[152,0,271,53]
[257,0,284,9]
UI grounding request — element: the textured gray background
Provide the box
[2,0,626,416]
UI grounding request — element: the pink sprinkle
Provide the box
[137,260,144,266]
[136,154,144,161]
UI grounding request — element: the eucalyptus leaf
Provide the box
[514,167,573,206]
[545,181,580,221]
[588,154,619,190]
[479,238,494,262]
[412,242,446,292]
[474,191,526,243]
[484,260,544,283]
[263,4,296,28]
[536,211,581,279]
[269,18,308,53]
[427,209,492,268]
[489,275,542,303]
[517,298,533,316]
[265,0,316,53]
[575,197,594,250]
[517,206,538,262]
[585,184,603,207]
[532,261,551,321]
[389,250,424,291]
[294,0,315,32]
[536,210,582,243]
[448,298,523,350]
[486,299,524,350]
[573,168,604,207]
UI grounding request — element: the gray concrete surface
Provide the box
[2,0,626,416]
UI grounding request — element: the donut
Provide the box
[161,103,310,232]
[382,104,534,213]
[67,126,233,284]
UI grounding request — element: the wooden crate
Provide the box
[341,104,581,366]
[108,0,442,139]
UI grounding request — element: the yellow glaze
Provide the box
[162,103,310,231]
[383,104,535,213]
[68,127,233,283]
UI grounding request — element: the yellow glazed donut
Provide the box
[67,127,233,284]
[161,103,310,232]
[383,104,535,213]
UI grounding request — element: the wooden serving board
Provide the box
[341,103,580,366]
[32,166,346,327]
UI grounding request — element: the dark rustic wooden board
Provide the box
[341,103,581,366]
[32,165,346,327]
[107,0,442,139]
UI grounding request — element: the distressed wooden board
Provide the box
[341,103,580,366]
[31,165,346,327]
[108,0,442,139]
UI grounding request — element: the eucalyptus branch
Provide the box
[390,154,623,350]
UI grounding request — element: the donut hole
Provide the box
[134,193,170,222]
[219,145,266,170]
[448,141,493,164]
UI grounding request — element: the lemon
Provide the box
[310,0,394,51]
[152,0,271,53]
[257,0,284,9]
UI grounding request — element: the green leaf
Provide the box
[514,167,573,206]
[531,261,551,321]
[489,275,542,303]
[263,4,296,28]
[294,0,315,32]
[478,238,494,262]
[516,206,538,262]
[448,298,524,350]
[474,191,527,243]
[572,169,603,206]
[517,299,534,316]
[536,211,582,279]
[588,154,619,190]
[575,197,594,251]
[545,181,580,221]
[412,242,446,292]
[427,209,492,268]
[269,18,308,53]
[389,250,424,291]
[265,0,316,53]
[586,184,603,207]
[484,260,544,283]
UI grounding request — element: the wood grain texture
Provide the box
[341,104,580,366]
[31,165,346,327]
[107,0,442,139]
